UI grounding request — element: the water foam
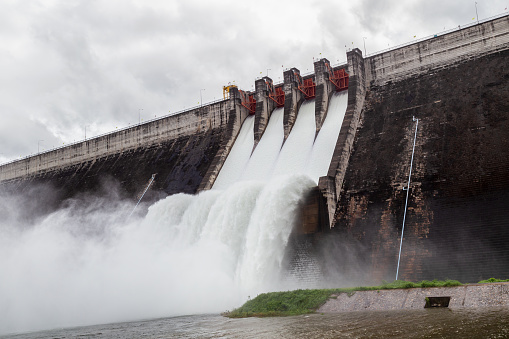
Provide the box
[0,175,315,334]
[0,91,349,335]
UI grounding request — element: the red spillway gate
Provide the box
[297,75,316,99]
[239,90,256,114]
[267,80,285,108]
[327,65,349,92]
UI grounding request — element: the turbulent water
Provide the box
[5,308,509,338]
[0,92,348,335]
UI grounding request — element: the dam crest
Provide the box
[2,15,509,285]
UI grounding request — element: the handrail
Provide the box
[365,12,508,57]
[0,97,228,167]
[2,12,507,168]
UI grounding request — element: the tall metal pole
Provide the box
[38,140,44,154]
[475,2,479,24]
[396,116,419,281]
[363,37,367,56]
[200,89,205,107]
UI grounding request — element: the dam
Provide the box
[2,13,509,293]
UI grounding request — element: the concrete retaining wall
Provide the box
[319,283,509,312]
[365,15,509,86]
[0,92,251,204]
[330,15,509,284]
[0,99,236,182]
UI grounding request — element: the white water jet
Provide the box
[272,100,316,179]
[0,175,315,335]
[0,88,350,336]
[306,91,348,181]
[241,108,284,181]
[213,116,255,189]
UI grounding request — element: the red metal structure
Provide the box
[326,65,349,92]
[239,90,256,114]
[266,80,285,107]
[296,74,316,99]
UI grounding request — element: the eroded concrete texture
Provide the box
[332,49,509,283]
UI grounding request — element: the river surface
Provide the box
[3,307,509,338]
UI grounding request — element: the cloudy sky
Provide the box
[0,0,507,163]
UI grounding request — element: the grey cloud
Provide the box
[1,0,507,162]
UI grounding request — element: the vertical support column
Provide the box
[197,87,249,191]
[283,68,304,142]
[318,48,366,227]
[314,58,335,136]
[253,77,276,148]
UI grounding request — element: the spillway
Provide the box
[215,90,348,188]
[0,89,348,334]
[307,92,348,180]
[241,108,285,181]
[272,100,316,178]
[212,116,255,189]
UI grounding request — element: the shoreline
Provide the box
[225,281,509,318]
[318,282,509,313]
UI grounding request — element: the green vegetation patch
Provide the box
[478,277,509,283]
[224,279,463,318]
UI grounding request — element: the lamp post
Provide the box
[200,89,205,107]
[363,37,367,56]
[38,140,44,154]
[139,109,143,125]
[84,125,90,140]
[475,2,479,24]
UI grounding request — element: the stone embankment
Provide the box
[318,283,509,312]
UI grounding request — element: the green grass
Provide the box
[478,277,509,283]
[224,279,463,318]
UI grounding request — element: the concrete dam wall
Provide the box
[1,15,509,284]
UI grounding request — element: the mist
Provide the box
[0,174,321,335]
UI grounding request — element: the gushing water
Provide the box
[0,175,315,334]
[212,116,255,189]
[0,91,348,335]
[306,92,348,180]
[241,108,284,181]
[272,100,316,178]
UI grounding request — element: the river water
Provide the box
[4,308,509,338]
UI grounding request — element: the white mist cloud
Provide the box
[0,175,319,335]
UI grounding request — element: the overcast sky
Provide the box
[0,0,507,163]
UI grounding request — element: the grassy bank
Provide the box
[224,279,463,318]
[478,277,509,283]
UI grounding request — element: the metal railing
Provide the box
[0,97,228,167]
[2,12,507,168]
[365,12,508,58]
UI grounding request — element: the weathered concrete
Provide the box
[318,48,366,227]
[198,87,250,191]
[253,77,277,149]
[283,68,305,142]
[313,58,335,135]
[1,14,509,286]
[365,16,509,86]
[319,283,509,312]
[0,94,244,202]
[333,24,509,283]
